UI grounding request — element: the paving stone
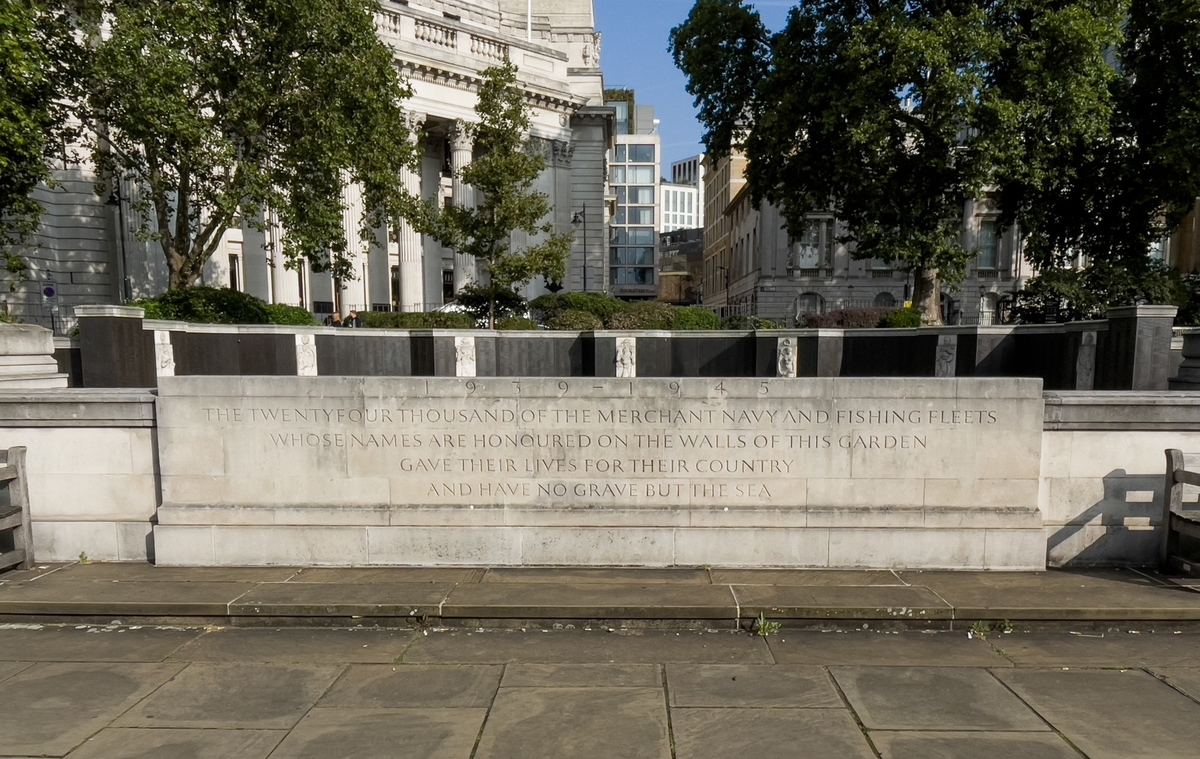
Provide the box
[37,564,300,583]
[711,569,905,586]
[0,564,72,584]
[0,660,32,682]
[229,582,453,617]
[872,731,1082,759]
[0,625,202,662]
[501,663,662,688]
[1150,668,1200,701]
[996,632,1200,667]
[167,627,416,663]
[901,569,1200,619]
[473,688,670,759]
[289,567,484,583]
[318,664,501,708]
[667,664,842,707]
[830,666,1047,730]
[767,631,1009,667]
[481,567,710,584]
[405,630,772,664]
[671,708,876,759]
[116,662,343,729]
[995,668,1200,759]
[732,585,952,620]
[63,727,285,759]
[269,708,487,759]
[0,662,183,756]
[0,580,250,615]
[440,582,736,619]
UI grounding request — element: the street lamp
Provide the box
[105,184,132,302]
[572,207,588,292]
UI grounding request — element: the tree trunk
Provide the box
[912,266,942,325]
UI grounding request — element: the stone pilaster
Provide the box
[450,123,476,292]
[399,113,426,312]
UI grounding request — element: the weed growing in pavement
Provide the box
[968,620,990,638]
[78,551,90,564]
[756,612,782,637]
[999,619,1014,634]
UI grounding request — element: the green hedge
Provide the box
[359,311,475,329]
[496,316,538,330]
[530,292,629,327]
[135,287,274,324]
[264,303,316,325]
[608,301,674,330]
[882,306,923,328]
[546,309,603,331]
[671,306,720,331]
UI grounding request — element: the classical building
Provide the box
[700,152,1031,325]
[5,0,614,330]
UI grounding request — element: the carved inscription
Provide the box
[194,378,1015,508]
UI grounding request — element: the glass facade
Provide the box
[609,140,659,293]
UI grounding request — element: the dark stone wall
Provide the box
[78,316,156,388]
[172,333,296,376]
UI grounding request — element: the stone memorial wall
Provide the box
[154,376,1047,568]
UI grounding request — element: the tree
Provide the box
[80,0,421,289]
[672,0,1002,323]
[419,62,572,328]
[0,0,73,245]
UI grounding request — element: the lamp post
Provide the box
[572,206,588,292]
[105,184,132,302]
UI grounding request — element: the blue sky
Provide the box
[595,0,792,167]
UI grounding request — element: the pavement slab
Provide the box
[0,580,251,615]
[115,662,343,729]
[995,668,1200,759]
[35,564,299,583]
[62,727,285,759]
[732,584,952,620]
[830,666,1048,731]
[404,629,773,664]
[0,564,71,585]
[269,708,488,759]
[480,567,711,584]
[767,631,1009,667]
[288,567,484,584]
[229,582,454,617]
[711,569,906,586]
[500,663,662,688]
[318,664,502,708]
[666,664,843,708]
[440,582,737,619]
[0,662,183,757]
[670,708,876,759]
[0,660,32,682]
[871,731,1083,759]
[473,687,670,759]
[901,569,1200,620]
[994,631,1200,667]
[1149,667,1200,701]
[0,624,202,662]
[166,627,416,663]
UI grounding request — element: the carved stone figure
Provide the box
[154,331,175,377]
[615,337,636,378]
[295,333,318,377]
[935,334,957,378]
[455,335,477,378]
[582,31,601,67]
[776,337,797,378]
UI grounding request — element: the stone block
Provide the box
[213,526,369,566]
[32,521,120,562]
[673,528,830,567]
[366,526,521,565]
[808,479,924,509]
[984,529,1047,570]
[923,479,1040,508]
[828,529,987,569]
[518,527,675,565]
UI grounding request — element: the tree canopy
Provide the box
[420,62,572,328]
[81,0,421,289]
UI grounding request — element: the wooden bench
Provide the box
[1162,449,1200,576]
[0,446,33,572]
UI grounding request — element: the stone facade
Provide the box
[5,0,613,330]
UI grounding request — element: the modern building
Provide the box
[5,0,614,330]
[661,155,705,234]
[700,150,1030,325]
[657,227,704,304]
[605,90,660,299]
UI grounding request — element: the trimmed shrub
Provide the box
[360,311,475,329]
[672,306,721,331]
[530,292,628,326]
[496,316,538,330]
[135,286,271,324]
[546,309,603,331]
[608,300,674,330]
[265,303,316,325]
[882,307,922,328]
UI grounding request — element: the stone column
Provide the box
[450,123,476,292]
[398,114,426,312]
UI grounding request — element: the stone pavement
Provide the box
[2,622,1200,758]
[3,564,1200,628]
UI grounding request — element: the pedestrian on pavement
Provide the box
[343,309,363,328]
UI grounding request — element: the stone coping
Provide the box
[1044,391,1200,431]
[0,564,1197,627]
[0,389,156,427]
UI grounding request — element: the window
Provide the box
[629,145,655,163]
[611,247,654,265]
[977,220,999,269]
[610,166,626,184]
[979,293,999,325]
[615,145,627,163]
[627,207,654,225]
[687,194,692,214]
[797,292,825,314]
[874,292,896,308]
[1149,238,1166,261]
[794,225,820,268]
[628,166,655,183]
[627,186,654,204]
[628,228,654,245]
[615,208,626,224]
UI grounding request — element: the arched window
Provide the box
[797,292,825,314]
[874,292,896,308]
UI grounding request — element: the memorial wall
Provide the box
[153,376,1047,568]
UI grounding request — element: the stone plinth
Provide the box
[153,376,1046,569]
[0,325,68,389]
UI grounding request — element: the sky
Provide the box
[595,0,793,168]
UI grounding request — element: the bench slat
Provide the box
[0,548,25,571]
[1169,512,1200,541]
[0,465,19,483]
[1175,469,1200,488]
[0,511,21,531]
